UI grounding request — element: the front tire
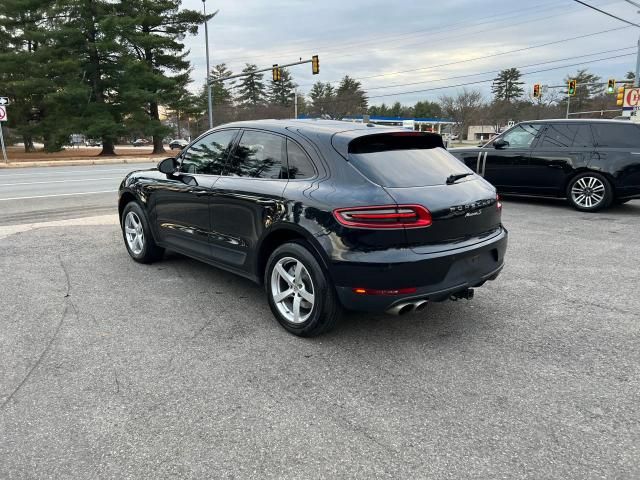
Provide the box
[265,242,341,337]
[566,172,613,212]
[121,201,164,263]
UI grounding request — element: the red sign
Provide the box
[0,106,7,122]
[624,88,640,108]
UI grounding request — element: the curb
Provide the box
[0,157,160,169]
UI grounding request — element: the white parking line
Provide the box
[0,190,117,201]
[0,177,121,187]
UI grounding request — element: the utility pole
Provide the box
[294,87,298,119]
[566,93,571,119]
[202,1,219,130]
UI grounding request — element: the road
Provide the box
[0,162,155,226]
[0,167,639,478]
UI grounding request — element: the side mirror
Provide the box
[493,139,508,150]
[158,157,177,174]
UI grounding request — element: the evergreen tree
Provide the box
[335,75,368,118]
[308,81,335,117]
[208,63,235,107]
[563,69,601,110]
[414,100,442,118]
[491,68,524,102]
[52,0,129,155]
[113,0,205,153]
[0,0,89,152]
[236,64,266,107]
[269,68,296,107]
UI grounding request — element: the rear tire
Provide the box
[566,172,613,212]
[265,242,341,337]
[121,201,164,264]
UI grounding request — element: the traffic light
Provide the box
[607,79,616,94]
[568,79,577,96]
[311,55,319,75]
[617,86,625,106]
[533,83,541,98]
[272,64,281,82]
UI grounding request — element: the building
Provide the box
[467,125,498,141]
[342,115,456,134]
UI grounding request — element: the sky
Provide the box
[180,0,640,106]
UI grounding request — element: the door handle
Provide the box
[191,189,209,196]
[548,165,563,169]
[256,199,276,207]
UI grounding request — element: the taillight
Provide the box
[333,205,432,229]
[496,194,502,211]
[353,287,417,295]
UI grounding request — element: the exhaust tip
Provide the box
[414,300,428,312]
[398,304,415,315]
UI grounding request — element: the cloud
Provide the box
[181,0,639,104]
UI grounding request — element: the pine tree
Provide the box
[0,0,89,152]
[113,0,205,153]
[236,64,266,107]
[208,63,235,107]
[335,75,368,118]
[53,0,129,155]
[309,81,335,117]
[563,69,601,110]
[269,68,296,107]
[491,68,524,102]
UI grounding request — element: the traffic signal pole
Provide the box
[636,34,640,86]
[566,93,571,119]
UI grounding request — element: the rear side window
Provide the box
[349,141,472,188]
[226,130,286,179]
[538,124,594,148]
[286,140,316,179]
[591,124,640,148]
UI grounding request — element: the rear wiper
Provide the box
[446,172,473,185]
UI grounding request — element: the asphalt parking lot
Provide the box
[0,198,639,479]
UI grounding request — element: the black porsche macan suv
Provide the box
[118,120,507,336]
[449,119,640,211]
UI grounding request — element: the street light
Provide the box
[202,1,219,129]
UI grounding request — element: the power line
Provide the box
[299,53,635,107]
[571,0,640,26]
[219,0,624,70]
[218,0,567,67]
[297,26,631,88]
[362,46,637,92]
[368,53,636,99]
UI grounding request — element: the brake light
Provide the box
[353,287,417,295]
[333,205,432,229]
[496,194,502,211]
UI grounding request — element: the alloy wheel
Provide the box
[270,256,315,324]
[571,176,606,209]
[124,211,145,255]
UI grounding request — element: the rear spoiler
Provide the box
[332,130,445,159]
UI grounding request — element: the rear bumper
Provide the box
[332,227,508,312]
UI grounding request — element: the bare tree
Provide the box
[439,88,484,138]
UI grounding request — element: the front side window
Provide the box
[500,124,542,149]
[226,130,286,179]
[180,130,237,175]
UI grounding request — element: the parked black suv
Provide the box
[449,119,640,211]
[118,120,507,336]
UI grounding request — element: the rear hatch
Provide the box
[346,132,502,253]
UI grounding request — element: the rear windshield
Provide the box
[349,146,472,187]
